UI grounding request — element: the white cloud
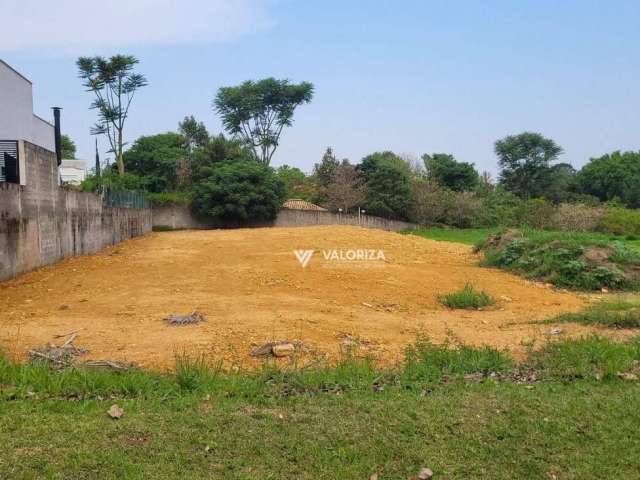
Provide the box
[0,0,273,52]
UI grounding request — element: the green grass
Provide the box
[3,338,640,478]
[408,227,501,246]
[543,301,640,329]
[438,283,495,310]
[408,227,640,252]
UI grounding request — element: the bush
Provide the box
[472,190,527,228]
[145,191,190,206]
[598,207,640,237]
[190,160,286,222]
[438,283,495,310]
[519,198,556,229]
[409,181,482,228]
[551,203,604,232]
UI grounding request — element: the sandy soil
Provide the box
[0,226,622,371]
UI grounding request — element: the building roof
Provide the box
[282,199,328,211]
[61,159,86,170]
[0,59,32,84]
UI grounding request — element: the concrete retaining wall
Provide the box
[153,204,417,232]
[0,142,151,282]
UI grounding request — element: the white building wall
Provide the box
[0,60,55,152]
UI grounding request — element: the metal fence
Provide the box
[102,187,151,209]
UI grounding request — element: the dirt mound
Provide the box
[475,228,523,252]
[0,226,602,371]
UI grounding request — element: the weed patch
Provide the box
[546,301,640,329]
[438,283,495,310]
[479,228,640,291]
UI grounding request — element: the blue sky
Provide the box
[2,0,639,175]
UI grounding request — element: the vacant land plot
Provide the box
[0,225,622,370]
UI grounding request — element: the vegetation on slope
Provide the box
[477,229,640,291]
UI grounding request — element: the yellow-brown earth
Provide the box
[0,226,620,371]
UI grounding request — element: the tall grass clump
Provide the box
[400,337,512,385]
[438,283,495,310]
[549,302,640,329]
[531,335,640,381]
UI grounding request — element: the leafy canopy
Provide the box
[122,132,188,193]
[61,134,76,159]
[576,151,640,208]
[214,78,314,165]
[495,132,564,199]
[190,159,286,222]
[77,55,147,175]
[276,165,315,201]
[423,153,479,192]
[358,151,412,220]
[178,116,209,152]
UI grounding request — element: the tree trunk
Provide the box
[116,129,125,175]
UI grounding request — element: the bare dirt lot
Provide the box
[0,226,615,371]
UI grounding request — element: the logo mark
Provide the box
[293,250,314,268]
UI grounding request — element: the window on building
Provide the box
[0,140,20,184]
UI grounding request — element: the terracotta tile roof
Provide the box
[282,199,328,211]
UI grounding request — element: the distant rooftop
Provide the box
[282,199,328,212]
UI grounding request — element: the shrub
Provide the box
[145,191,190,206]
[409,181,482,228]
[598,207,640,237]
[480,229,640,290]
[519,198,556,229]
[551,203,604,232]
[438,283,495,310]
[472,190,527,228]
[190,160,286,222]
[480,229,640,291]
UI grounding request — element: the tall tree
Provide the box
[214,78,314,165]
[61,134,76,159]
[77,55,148,175]
[423,153,479,191]
[122,133,188,193]
[326,160,367,213]
[495,132,563,198]
[312,147,340,188]
[358,151,412,219]
[276,165,315,200]
[576,151,640,207]
[178,115,209,153]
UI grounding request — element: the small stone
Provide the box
[107,404,124,419]
[617,372,638,381]
[547,327,563,335]
[59,304,70,310]
[369,474,379,480]
[417,467,433,479]
[272,343,295,357]
[601,288,609,293]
